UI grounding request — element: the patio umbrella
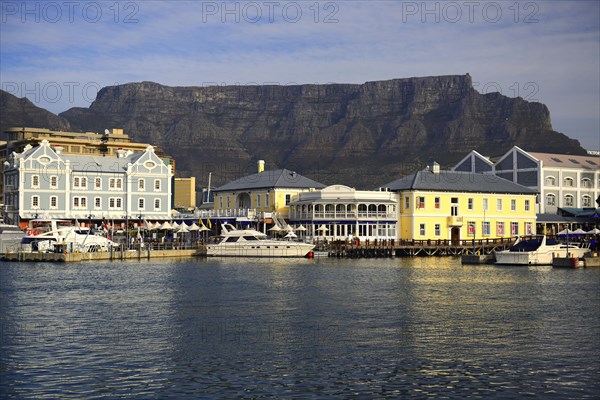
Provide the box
[573,228,587,234]
[188,223,200,231]
[268,225,282,232]
[160,221,174,230]
[557,229,573,235]
[172,221,180,229]
[316,225,329,232]
[178,224,190,233]
[296,225,307,231]
[587,228,600,234]
[144,220,156,230]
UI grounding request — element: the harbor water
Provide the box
[1,258,599,398]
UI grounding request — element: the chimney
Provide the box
[432,161,440,174]
[257,160,265,173]
[54,145,62,155]
[116,148,126,158]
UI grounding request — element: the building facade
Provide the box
[212,161,326,219]
[3,140,173,227]
[384,163,537,242]
[288,185,397,241]
[174,177,196,210]
[453,146,600,214]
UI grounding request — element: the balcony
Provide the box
[447,216,463,226]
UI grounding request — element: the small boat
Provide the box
[20,219,118,253]
[206,223,315,257]
[495,235,589,265]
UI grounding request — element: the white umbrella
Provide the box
[172,221,180,229]
[198,225,211,232]
[557,228,573,235]
[144,220,156,230]
[188,223,200,231]
[587,228,600,234]
[296,225,307,231]
[285,225,295,232]
[316,224,328,232]
[160,221,174,230]
[178,224,190,233]
[284,231,297,239]
[573,228,587,234]
[268,225,282,232]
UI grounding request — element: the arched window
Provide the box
[335,204,345,213]
[563,177,574,187]
[564,194,574,206]
[378,204,387,213]
[582,195,592,207]
[545,176,556,186]
[546,194,556,206]
[581,178,592,188]
[368,204,377,212]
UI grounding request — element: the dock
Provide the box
[2,244,207,262]
[322,238,513,258]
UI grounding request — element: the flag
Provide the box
[207,218,212,229]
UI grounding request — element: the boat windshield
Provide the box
[509,237,547,252]
[243,236,260,241]
[224,236,239,243]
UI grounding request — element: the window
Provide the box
[109,178,115,189]
[434,197,440,209]
[545,176,556,186]
[50,176,58,189]
[581,178,592,188]
[95,177,101,189]
[497,222,505,236]
[497,198,503,211]
[80,197,87,208]
[511,199,516,211]
[256,194,261,208]
[154,179,161,191]
[73,197,79,208]
[95,197,101,209]
[116,178,122,190]
[154,199,161,210]
[482,198,488,211]
[81,177,87,189]
[525,222,533,235]
[511,222,519,236]
[482,221,490,236]
[138,179,145,190]
[50,196,58,209]
[32,175,40,188]
[546,194,556,206]
[219,196,223,209]
[568,158,580,164]
[226,197,230,208]
[564,177,574,187]
[32,195,39,208]
[265,193,270,208]
[109,198,115,208]
[468,221,476,236]
[404,197,410,210]
[138,198,145,210]
[418,196,425,209]
[564,194,574,207]
[525,199,530,212]
[434,224,441,236]
[73,177,80,188]
[582,195,592,207]
[419,223,426,236]
[285,194,291,206]
[116,198,122,208]
[468,198,474,211]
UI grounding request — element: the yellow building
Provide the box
[174,177,196,210]
[212,160,325,218]
[383,163,537,243]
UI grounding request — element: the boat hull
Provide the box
[206,242,315,257]
[495,246,588,265]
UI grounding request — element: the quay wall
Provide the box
[2,247,207,262]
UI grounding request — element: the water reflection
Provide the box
[1,258,599,398]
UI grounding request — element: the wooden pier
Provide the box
[321,238,514,258]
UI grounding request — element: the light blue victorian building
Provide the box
[3,140,173,226]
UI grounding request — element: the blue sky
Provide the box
[1,0,599,150]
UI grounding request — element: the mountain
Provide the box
[0,90,71,134]
[3,75,586,188]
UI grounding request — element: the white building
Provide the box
[453,146,600,214]
[288,185,397,241]
[3,140,173,226]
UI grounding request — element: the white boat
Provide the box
[495,235,589,265]
[206,223,315,257]
[20,219,118,253]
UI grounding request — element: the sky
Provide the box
[1,0,599,150]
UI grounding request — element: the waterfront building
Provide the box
[0,127,175,204]
[288,184,397,241]
[212,160,326,221]
[3,140,173,227]
[383,163,537,242]
[453,146,600,214]
[174,177,196,210]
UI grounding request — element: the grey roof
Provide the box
[62,154,140,172]
[214,169,326,192]
[383,170,537,194]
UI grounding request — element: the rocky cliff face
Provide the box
[9,74,587,188]
[0,90,71,135]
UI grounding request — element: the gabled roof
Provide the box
[383,170,536,194]
[214,169,326,192]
